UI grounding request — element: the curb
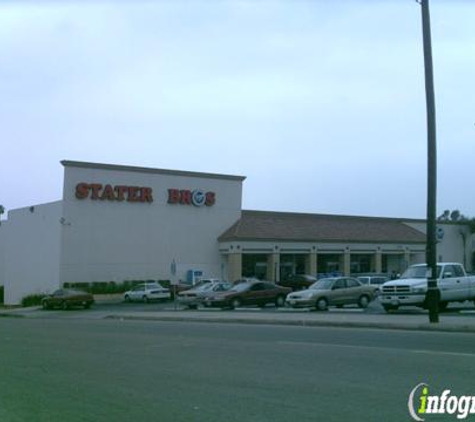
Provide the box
[103,314,475,334]
[0,313,25,318]
[0,306,42,318]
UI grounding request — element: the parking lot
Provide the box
[29,295,475,319]
[3,293,475,336]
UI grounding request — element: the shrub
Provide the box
[21,294,45,307]
[60,280,172,295]
[159,280,171,289]
[0,286,4,304]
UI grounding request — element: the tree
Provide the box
[437,209,467,222]
[450,210,462,221]
[438,209,450,221]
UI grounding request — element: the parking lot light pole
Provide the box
[419,0,439,323]
[171,259,177,311]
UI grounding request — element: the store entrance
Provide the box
[317,254,342,278]
[242,254,268,279]
[280,254,306,281]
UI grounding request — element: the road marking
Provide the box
[410,350,475,358]
[277,341,475,358]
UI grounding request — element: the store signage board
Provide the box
[74,183,216,207]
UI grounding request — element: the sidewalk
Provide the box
[103,308,475,333]
[2,305,475,333]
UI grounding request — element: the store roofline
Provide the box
[218,236,426,244]
[61,160,246,182]
[240,210,472,226]
[240,209,427,223]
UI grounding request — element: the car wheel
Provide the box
[124,295,131,303]
[275,295,285,307]
[315,297,328,311]
[61,301,69,310]
[336,304,344,309]
[230,298,241,309]
[187,304,198,310]
[142,295,149,303]
[358,295,370,309]
[383,304,397,313]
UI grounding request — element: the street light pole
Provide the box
[419,0,439,323]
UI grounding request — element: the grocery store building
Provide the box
[0,160,473,305]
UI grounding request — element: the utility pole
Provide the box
[419,0,439,323]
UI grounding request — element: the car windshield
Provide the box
[400,265,442,279]
[229,283,251,292]
[310,279,334,290]
[214,283,231,291]
[193,283,215,292]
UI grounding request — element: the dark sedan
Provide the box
[203,281,291,309]
[278,274,317,291]
[42,289,94,310]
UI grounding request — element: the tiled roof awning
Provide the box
[219,210,426,244]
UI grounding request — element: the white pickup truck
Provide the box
[379,262,475,312]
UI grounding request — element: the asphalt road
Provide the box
[1,318,474,422]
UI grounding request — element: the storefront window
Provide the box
[242,254,267,279]
[350,254,371,274]
[280,254,305,280]
[317,254,341,277]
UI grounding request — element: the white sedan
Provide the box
[124,283,171,303]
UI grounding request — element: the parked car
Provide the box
[356,275,389,294]
[379,262,475,312]
[203,281,291,309]
[178,281,231,309]
[198,278,222,284]
[356,274,389,286]
[278,274,317,291]
[171,278,222,297]
[42,289,94,310]
[124,283,171,303]
[232,277,261,285]
[285,277,377,311]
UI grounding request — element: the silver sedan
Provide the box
[286,277,377,311]
[178,282,231,309]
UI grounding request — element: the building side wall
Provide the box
[4,202,62,305]
[405,221,471,270]
[0,221,6,288]
[60,166,243,284]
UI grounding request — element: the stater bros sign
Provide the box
[167,188,215,207]
[75,183,153,202]
[74,183,216,207]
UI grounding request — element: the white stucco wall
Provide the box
[60,163,243,284]
[404,221,471,270]
[0,221,6,288]
[3,202,62,305]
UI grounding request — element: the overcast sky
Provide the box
[1,0,474,219]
